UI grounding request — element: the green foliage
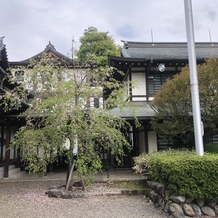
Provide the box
[134,149,218,199]
[205,144,218,153]
[133,149,194,179]
[151,57,218,145]
[133,152,154,179]
[0,73,27,112]
[150,152,218,200]
[9,53,136,180]
[75,26,120,66]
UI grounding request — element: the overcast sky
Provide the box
[2,0,218,61]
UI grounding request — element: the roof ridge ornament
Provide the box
[123,41,128,49]
[45,41,56,51]
[0,36,5,44]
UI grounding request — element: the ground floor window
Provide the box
[207,135,218,144]
[0,125,6,163]
[157,138,174,151]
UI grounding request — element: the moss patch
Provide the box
[106,180,147,190]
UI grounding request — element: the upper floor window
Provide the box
[15,70,24,82]
[148,72,174,96]
[94,98,100,108]
[90,97,103,109]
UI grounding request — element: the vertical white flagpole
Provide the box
[184,0,204,156]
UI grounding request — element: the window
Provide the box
[15,70,24,82]
[158,139,174,150]
[94,98,99,108]
[207,135,218,144]
[148,72,174,96]
[90,97,103,108]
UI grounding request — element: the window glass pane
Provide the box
[15,70,24,82]
[94,98,99,108]
[148,72,174,95]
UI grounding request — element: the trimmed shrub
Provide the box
[205,143,218,153]
[150,153,218,200]
[133,152,153,179]
[133,149,194,179]
[134,149,218,200]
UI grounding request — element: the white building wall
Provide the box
[132,73,146,101]
[148,131,157,152]
[11,68,78,90]
[11,68,104,110]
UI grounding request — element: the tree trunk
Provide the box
[79,173,85,191]
[65,160,75,192]
[65,164,70,186]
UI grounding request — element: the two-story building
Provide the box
[108,41,218,168]
[2,40,218,173]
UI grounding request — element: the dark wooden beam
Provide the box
[4,122,11,178]
[0,125,3,162]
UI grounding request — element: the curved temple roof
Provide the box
[120,41,218,61]
[0,37,9,70]
[10,41,71,66]
[108,102,156,120]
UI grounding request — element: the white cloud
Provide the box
[1,0,218,61]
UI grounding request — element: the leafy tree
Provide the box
[8,54,135,191]
[75,26,120,66]
[151,57,218,147]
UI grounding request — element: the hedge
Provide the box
[205,143,218,153]
[150,154,218,200]
[133,149,194,179]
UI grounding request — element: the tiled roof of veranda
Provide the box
[108,101,155,120]
[120,41,218,60]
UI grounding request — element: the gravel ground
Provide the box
[0,180,169,218]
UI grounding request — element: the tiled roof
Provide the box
[10,41,71,66]
[121,41,218,60]
[0,41,4,51]
[24,41,70,61]
[108,101,155,119]
[0,37,9,70]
